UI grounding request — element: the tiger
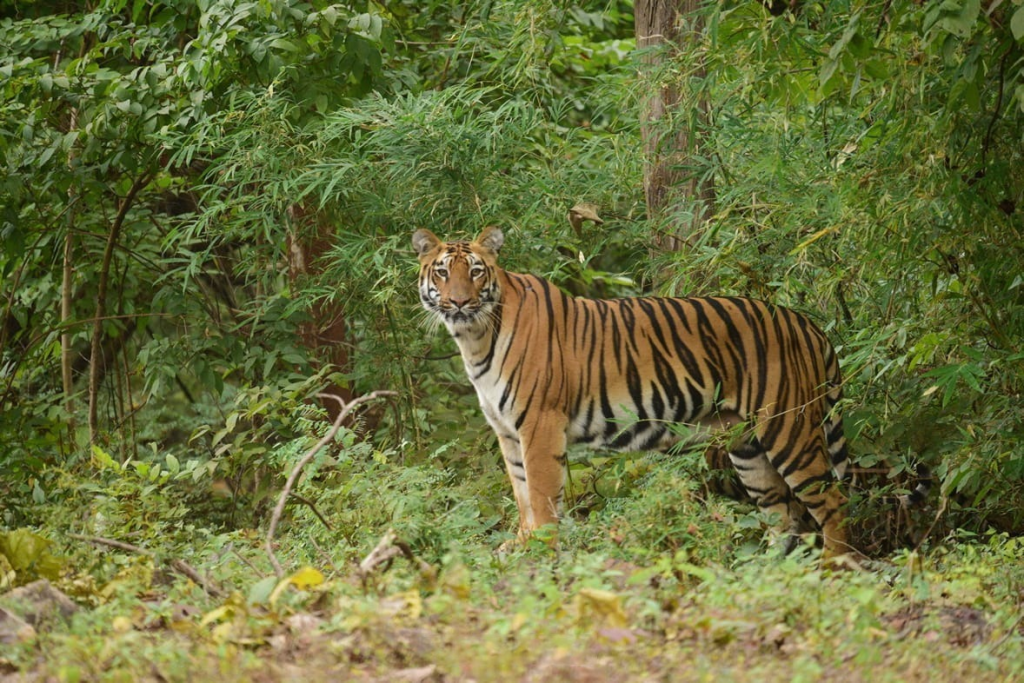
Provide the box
[413,226,857,559]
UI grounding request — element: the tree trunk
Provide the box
[286,205,355,424]
[635,0,716,253]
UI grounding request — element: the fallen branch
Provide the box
[358,528,403,576]
[69,533,222,598]
[357,528,435,587]
[265,390,397,578]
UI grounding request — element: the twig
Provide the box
[413,351,461,361]
[357,528,435,587]
[289,493,333,531]
[69,533,222,598]
[987,611,1024,653]
[265,390,397,578]
[88,171,152,443]
[69,533,146,555]
[913,494,949,554]
[231,547,265,577]
[308,537,338,573]
[392,539,435,578]
[981,50,1009,169]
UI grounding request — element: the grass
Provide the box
[1,446,1022,682]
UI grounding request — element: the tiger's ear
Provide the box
[475,226,504,254]
[412,229,441,258]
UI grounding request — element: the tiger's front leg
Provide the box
[495,432,532,539]
[503,411,568,548]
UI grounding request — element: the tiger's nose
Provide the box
[450,297,470,309]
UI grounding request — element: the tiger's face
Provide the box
[412,227,505,330]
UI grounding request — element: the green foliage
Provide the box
[1,1,639,514]
[1,0,1023,676]
[654,0,1024,530]
[0,0,395,518]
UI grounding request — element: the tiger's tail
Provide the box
[898,463,933,508]
[823,345,848,480]
[823,345,933,508]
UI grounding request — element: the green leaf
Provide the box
[91,444,119,470]
[32,481,46,504]
[1011,6,1024,41]
[269,38,300,53]
[247,575,278,604]
[827,12,862,60]
[0,529,63,582]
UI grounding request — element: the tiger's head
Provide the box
[412,226,505,330]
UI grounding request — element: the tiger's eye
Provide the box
[435,267,449,278]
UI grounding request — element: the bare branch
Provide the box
[356,528,435,588]
[264,390,397,578]
[358,528,402,577]
[288,493,334,531]
[69,533,222,598]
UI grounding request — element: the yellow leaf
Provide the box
[575,588,627,629]
[440,562,471,600]
[789,226,838,255]
[380,589,423,621]
[0,553,15,591]
[169,618,195,634]
[210,621,234,643]
[268,566,325,605]
[111,616,133,634]
[510,612,528,632]
[199,604,235,627]
[288,566,325,590]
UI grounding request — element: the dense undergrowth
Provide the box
[1,422,1022,681]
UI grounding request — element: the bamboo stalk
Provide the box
[88,172,150,444]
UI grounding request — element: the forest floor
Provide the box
[2,454,1022,682]
[1,535,1022,683]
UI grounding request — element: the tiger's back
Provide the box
[414,227,850,558]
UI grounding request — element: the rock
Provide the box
[0,580,78,627]
[0,607,35,644]
[390,665,439,683]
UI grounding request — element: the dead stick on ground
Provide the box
[265,390,396,579]
[358,528,402,577]
[357,528,435,588]
[69,533,222,598]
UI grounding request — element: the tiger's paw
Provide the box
[496,537,521,555]
[822,547,870,572]
[495,524,560,556]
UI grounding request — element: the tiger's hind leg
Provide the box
[761,419,850,561]
[703,446,752,503]
[727,439,814,552]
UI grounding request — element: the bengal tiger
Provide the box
[413,226,857,559]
